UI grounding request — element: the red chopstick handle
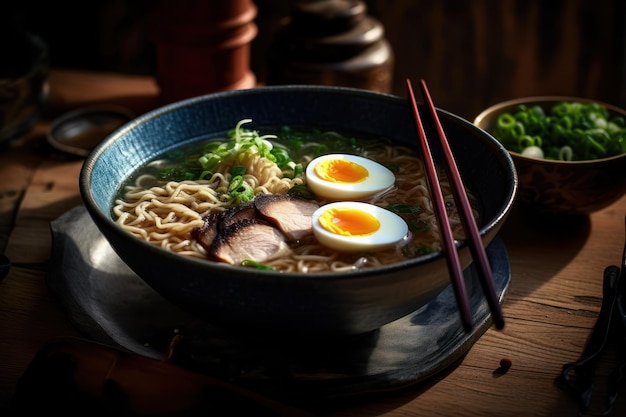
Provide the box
[418,79,505,330]
[406,79,473,331]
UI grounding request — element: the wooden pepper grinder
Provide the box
[150,0,258,104]
[266,0,394,93]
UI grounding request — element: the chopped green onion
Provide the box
[558,146,573,161]
[241,259,275,270]
[492,101,626,160]
[522,146,544,159]
[386,203,423,214]
[386,204,429,233]
[402,244,433,258]
[230,165,246,178]
[228,166,254,204]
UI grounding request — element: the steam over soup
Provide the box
[113,119,480,273]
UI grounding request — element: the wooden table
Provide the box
[1,69,625,416]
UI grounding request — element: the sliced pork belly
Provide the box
[190,211,223,251]
[254,194,319,241]
[192,203,256,251]
[208,218,292,265]
[219,201,256,230]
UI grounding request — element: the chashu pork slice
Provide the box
[208,218,292,265]
[254,194,319,241]
[219,201,256,230]
[191,211,223,251]
[192,202,257,252]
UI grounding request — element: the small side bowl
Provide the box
[474,96,626,215]
[47,106,135,157]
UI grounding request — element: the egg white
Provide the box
[311,201,409,252]
[305,154,396,201]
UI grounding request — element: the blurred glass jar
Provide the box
[0,27,49,146]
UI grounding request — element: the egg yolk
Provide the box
[318,207,380,236]
[314,159,369,183]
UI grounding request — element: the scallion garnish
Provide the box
[492,101,626,160]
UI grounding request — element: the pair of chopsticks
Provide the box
[406,78,505,331]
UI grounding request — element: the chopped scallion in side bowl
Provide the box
[492,101,626,161]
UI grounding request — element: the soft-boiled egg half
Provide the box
[305,154,396,201]
[311,201,409,252]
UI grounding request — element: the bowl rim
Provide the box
[473,95,626,164]
[80,84,518,280]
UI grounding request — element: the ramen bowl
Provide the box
[80,85,517,337]
[474,96,626,215]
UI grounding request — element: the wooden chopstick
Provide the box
[406,78,505,331]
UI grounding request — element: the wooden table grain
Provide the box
[1,69,625,416]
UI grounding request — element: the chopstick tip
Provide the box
[462,318,473,333]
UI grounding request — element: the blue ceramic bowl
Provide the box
[79,86,517,336]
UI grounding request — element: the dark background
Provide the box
[5,0,625,121]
